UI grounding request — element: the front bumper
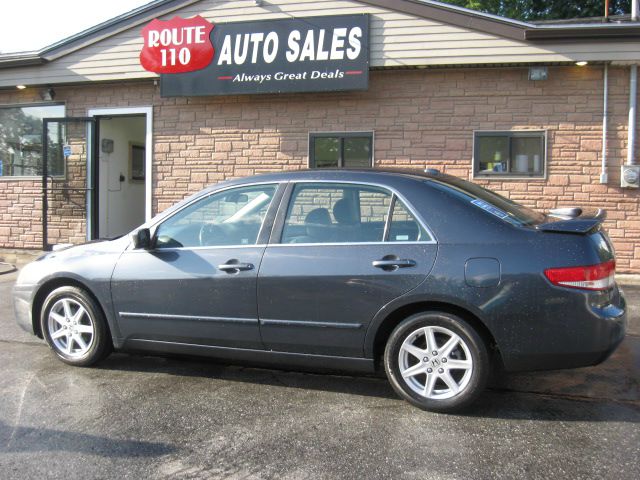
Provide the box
[13,284,36,335]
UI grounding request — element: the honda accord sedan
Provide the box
[14,169,626,412]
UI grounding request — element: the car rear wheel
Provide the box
[384,311,489,412]
[41,286,112,366]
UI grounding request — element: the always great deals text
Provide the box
[228,69,347,83]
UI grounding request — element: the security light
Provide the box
[40,87,56,101]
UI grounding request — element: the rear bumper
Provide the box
[13,285,35,335]
[502,290,627,372]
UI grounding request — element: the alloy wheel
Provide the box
[47,298,95,358]
[398,325,473,400]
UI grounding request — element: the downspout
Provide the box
[601,63,609,183]
[628,65,637,166]
[631,0,639,166]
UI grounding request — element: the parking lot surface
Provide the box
[0,267,638,479]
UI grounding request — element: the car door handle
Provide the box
[372,259,416,269]
[218,261,254,273]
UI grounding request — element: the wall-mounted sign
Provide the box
[150,15,369,97]
[140,16,214,74]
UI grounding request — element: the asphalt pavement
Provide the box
[0,267,638,480]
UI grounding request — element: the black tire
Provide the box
[384,311,489,412]
[40,286,112,366]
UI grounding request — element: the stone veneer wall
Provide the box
[0,66,638,271]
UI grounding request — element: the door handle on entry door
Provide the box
[372,256,416,271]
[218,260,254,273]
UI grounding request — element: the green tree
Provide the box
[442,0,632,21]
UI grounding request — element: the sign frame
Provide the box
[159,14,370,97]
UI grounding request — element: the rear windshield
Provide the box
[425,177,546,226]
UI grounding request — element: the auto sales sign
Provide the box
[140,15,369,96]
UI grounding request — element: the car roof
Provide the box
[213,167,456,188]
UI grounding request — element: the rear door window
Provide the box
[281,184,390,244]
[387,198,429,242]
[279,183,430,244]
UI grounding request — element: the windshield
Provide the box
[425,177,546,226]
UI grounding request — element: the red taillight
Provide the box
[544,260,616,291]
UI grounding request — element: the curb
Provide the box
[0,262,17,275]
[617,274,640,287]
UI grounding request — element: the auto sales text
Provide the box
[217,27,363,65]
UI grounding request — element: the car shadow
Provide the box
[95,350,640,423]
[0,419,176,457]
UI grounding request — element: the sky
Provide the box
[0,0,156,53]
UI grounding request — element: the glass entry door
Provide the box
[41,117,96,250]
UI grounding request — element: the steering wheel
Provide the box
[198,223,225,246]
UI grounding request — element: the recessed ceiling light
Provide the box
[575,61,588,66]
[16,85,26,89]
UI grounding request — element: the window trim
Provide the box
[0,102,66,181]
[0,101,65,109]
[270,180,436,246]
[472,129,547,180]
[308,131,374,169]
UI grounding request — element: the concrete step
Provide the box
[0,249,42,268]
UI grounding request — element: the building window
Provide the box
[309,132,373,168]
[474,131,546,178]
[0,104,65,178]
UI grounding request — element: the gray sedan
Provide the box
[14,169,626,412]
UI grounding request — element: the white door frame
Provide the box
[87,106,153,232]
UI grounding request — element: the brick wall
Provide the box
[1,89,54,248]
[0,65,639,271]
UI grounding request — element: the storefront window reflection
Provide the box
[0,104,65,177]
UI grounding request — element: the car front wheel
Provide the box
[41,286,112,366]
[384,311,489,412]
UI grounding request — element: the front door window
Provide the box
[155,184,277,248]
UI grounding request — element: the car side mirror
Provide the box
[132,228,152,250]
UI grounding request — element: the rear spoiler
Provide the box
[536,208,606,234]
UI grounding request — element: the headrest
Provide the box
[333,199,358,225]
[305,207,331,225]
